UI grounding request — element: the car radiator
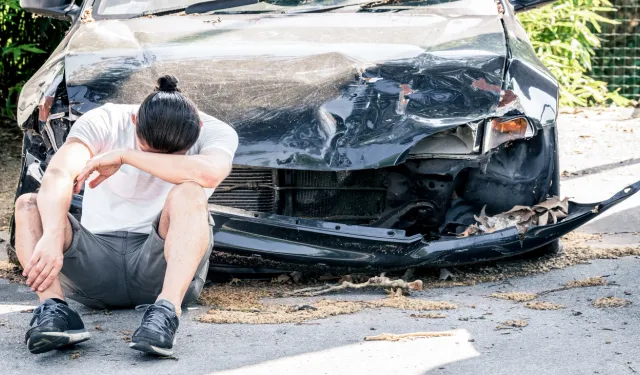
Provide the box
[210,168,387,224]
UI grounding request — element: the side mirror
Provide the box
[20,0,80,21]
[509,0,556,12]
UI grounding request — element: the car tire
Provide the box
[531,239,563,257]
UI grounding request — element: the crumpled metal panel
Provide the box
[208,180,640,269]
[500,2,558,128]
[61,1,512,170]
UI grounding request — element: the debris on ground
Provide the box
[460,196,569,237]
[198,282,456,324]
[0,261,23,284]
[592,297,632,308]
[370,296,456,311]
[192,230,640,325]
[198,296,457,325]
[490,292,537,302]
[423,232,640,289]
[286,275,423,297]
[524,301,565,310]
[198,299,366,324]
[538,276,609,296]
[69,351,81,360]
[94,324,104,331]
[498,320,529,329]
[120,330,133,343]
[364,331,453,342]
[410,312,447,319]
[564,277,608,289]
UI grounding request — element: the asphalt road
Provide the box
[1,109,639,375]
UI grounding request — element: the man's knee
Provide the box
[14,193,39,218]
[166,182,207,211]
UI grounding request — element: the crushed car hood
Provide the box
[62,2,507,170]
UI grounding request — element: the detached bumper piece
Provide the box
[210,181,640,270]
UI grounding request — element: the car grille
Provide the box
[209,167,277,212]
[288,170,387,222]
[210,168,387,223]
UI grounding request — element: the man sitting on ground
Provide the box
[14,75,238,356]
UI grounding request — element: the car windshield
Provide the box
[96,0,462,16]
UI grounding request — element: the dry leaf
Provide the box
[461,196,571,236]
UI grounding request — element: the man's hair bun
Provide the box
[156,75,180,93]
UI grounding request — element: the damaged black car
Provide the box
[10,0,640,273]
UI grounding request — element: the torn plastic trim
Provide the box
[209,180,640,269]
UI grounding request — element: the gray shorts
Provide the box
[59,213,214,309]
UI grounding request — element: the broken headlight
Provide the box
[482,117,534,152]
[408,121,482,158]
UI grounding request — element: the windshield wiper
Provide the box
[286,0,407,14]
[137,0,260,17]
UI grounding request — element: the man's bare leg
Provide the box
[155,182,210,316]
[13,193,73,301]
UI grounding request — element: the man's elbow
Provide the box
[195,170,227,189]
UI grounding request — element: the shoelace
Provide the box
[135,304,176,334]
[30,303,69,326]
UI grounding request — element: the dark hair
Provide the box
[136,75,201,154]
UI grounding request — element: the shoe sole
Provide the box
[27,330,91,354]
[129,336,176,357]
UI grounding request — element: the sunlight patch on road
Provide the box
[210,329,479,375]
[0,304,36,315]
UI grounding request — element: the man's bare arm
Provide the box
[25,138,92,291]
[36,139,92,238]
[75,148,232,192]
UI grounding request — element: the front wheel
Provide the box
[530,239,563,257]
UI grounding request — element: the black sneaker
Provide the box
[129,299,179,356]
[25,298,90,354]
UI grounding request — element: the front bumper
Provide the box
[210,180,640,270]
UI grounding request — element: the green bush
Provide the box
[0,0,68,119]
[518,0,631,107]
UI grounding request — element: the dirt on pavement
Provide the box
[0,118,21,231]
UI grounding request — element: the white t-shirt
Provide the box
[68,103,239,234]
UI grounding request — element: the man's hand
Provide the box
[23,232,65,292]
[74,149,126,194]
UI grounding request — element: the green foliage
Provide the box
[518,0,631,107]
[0,0,68,119]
